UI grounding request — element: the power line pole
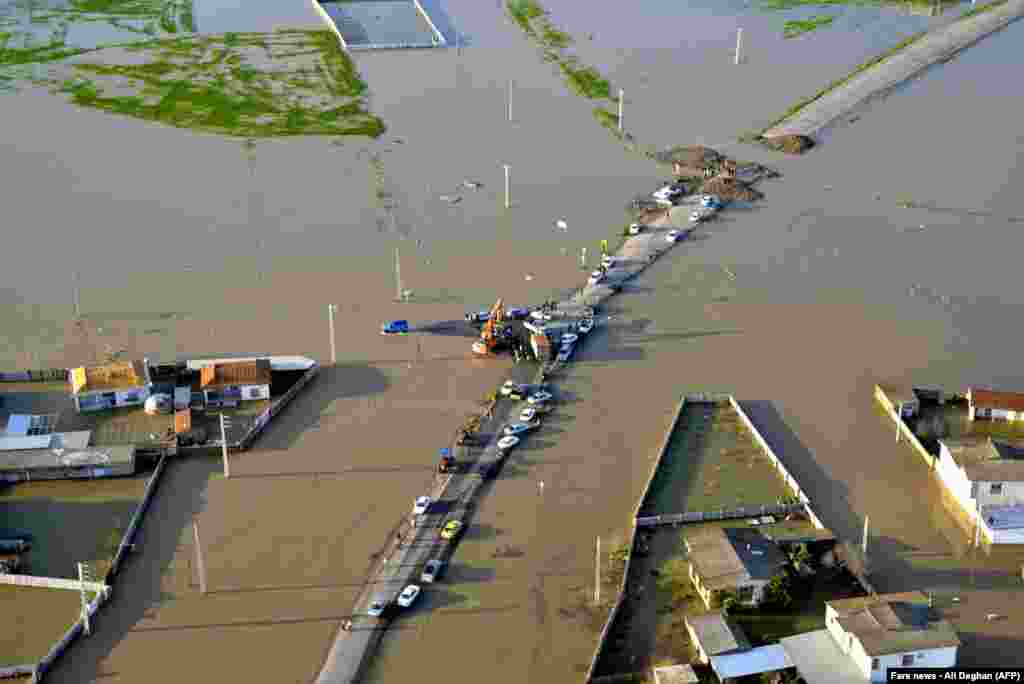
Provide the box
[618,89,624,132]
[395,246,405,302]
[220,413,231,479]
[504,165,510,209]
[193,519,208,594]
[73,271,81,319]
[508,79,513,123]
[594,537,601,604]
[862,515,870,557]
[78,562,92,636]
[328,304,337,365]
[734,28,743,65]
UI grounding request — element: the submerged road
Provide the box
[764,0,1024,139]
[314,204,703,684]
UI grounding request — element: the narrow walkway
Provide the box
[764,0,1024,139]
[313,205,696,684]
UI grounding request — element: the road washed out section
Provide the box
[764,0,1024,139]
[314,208,700,684]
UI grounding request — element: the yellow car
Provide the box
[440,520,463,540]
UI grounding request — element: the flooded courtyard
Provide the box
[2,0,1024,680]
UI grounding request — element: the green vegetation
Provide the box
[558,58,611,99]
[783,14,835,38]
[507,0,544,35]
[54,31,384,138]
[959,0,1010,18]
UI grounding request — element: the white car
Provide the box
[577,318,594,335]
[628,223,643,235]
[561,333,578,345]
[588,271,605,285]
[413,496,432,516]
[528,391,553,405]
[557,348,572,362]
[497,435,520,450]
[530,310,553,322]
[690,207,715,223]
[666,229,682,243]
[504,422,536,436]
[500,380,525,396]
[421,559,444,583]
[397,584,421,608]
[367,600,388,617]
[520,407,538,422]
[602,254,616,268]
[652,184,684,203]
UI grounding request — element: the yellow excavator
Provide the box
[472,298,506,355]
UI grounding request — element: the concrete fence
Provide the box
[106,452,168,582]
[239,363,319,450]
[35,590,109,681]
[0,575,106,593]
[728,396,826,531]
[873,384,936,469]
[583,395,690,683]
[0,368,68,382]
[636,502,805,528]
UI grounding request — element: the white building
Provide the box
[822,592,959,682]
[936,438,1024,543]
[70,360,151,413]
[967,387,1024,422]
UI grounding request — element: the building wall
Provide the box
[975,480,1024,509]
[685,622,710,664]
[75,386,150,412]
[936,444,976,516]
[854,644,958,682]
[970,404,1024,422]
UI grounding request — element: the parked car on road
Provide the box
[588,271,606,285]
[528,391,553,405]
[440,520,464,540]
[501,380,528,396]
[520,407,538,422]
[689,207,716,223]
[397,585,421,608]
[497,435,520,450]
[629,223,645,235]
[700,194,723,210]
[382,320,409,335]
[652,183,685,203]
[421,560,444,583]
[413,496,431,516]
[578,318,595,335]
[666,229,682,243]
[504,422,538,436]
[367,600,388,617]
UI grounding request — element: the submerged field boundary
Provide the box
[584,394,851,684]
[762,0,1024,140]
[310,0,447,52]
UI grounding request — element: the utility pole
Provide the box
[594,537,601,604]
[328,304,337,364]
[78,562,92,635]
[734,28,743,65]
[73,271,81,319]
[862,515,870,557]
[193,519,208,594]
[581,247,587,269]
[508,79,513,122]
[504,165,510,209]
[618,89,624,132]
[394,246,405,302]
[896,413,901,442]
[220,413,231,479]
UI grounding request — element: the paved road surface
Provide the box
[314,206,694,684]
[764,0,1024,139]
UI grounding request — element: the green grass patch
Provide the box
[593,106,618,130]
[783,14,835,38]
[539,19,571,48]
[49,30,384,138]
[507,0,544,35]
[559,59,611,99]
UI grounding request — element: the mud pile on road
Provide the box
[762,134,816,155]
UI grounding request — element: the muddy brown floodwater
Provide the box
[2,0,1023,680]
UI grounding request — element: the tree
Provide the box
[714,589,739,614]
[764,573,792,609]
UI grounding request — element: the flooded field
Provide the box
[1,0,1023,679]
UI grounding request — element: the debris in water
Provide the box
[393,138,404,144]
[555,219,568,231]
[439,195,462,204]
[462,181,482,190]
[823,185,833,191]
[525,274,534,281]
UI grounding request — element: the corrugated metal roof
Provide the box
[710,644,792,680]
[685,613,749,656]
[969,388,1024,412]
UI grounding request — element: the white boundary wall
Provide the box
[0,575,106,592]
[412,0,447,46]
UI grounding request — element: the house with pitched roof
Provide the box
[967,387,1024,422]
[936,437,1024,543]
[684,527,788,609]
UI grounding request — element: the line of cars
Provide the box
[366,556,447,618]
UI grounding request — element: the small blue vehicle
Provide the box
[382,319,410,335]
